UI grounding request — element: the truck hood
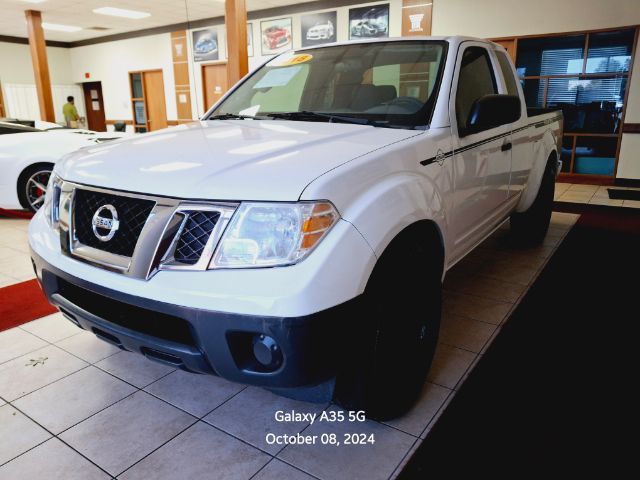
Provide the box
[56,120,422,201]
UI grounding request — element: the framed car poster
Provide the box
[348,4,389,40]
[301,11,337,47]
[192,28,219,62]
[261,18,293,56]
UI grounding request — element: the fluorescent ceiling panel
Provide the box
[93,7,152,20]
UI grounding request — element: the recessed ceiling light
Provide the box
[93,7,151,19]
[42,22,82,32]
[21,0,48,4]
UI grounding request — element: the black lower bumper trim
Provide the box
[32,249,356,393]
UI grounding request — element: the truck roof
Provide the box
[294,35,496,53]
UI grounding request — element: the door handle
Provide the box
[501,142,512,152]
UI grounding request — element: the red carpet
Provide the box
[0,208,33,219]
[0,279,58,332]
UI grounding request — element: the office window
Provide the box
[514,28,636,177]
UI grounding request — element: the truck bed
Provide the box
[527,107,562,118]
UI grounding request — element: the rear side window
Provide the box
[497,51,519,96]
[455,46,497,132]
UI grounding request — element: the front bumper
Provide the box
[33,250,357,390]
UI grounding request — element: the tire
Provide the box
[17,163,53,212]
[333,225,443,420]
[510,157,556,246]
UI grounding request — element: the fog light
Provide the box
[252,334,282,369]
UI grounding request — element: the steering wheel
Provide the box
[386,96,424,111]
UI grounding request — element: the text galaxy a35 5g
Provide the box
[29,37,562,420]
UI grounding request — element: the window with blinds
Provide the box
[514,27,636,176]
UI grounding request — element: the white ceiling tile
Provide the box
[0,0,319,41]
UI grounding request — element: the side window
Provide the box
[455,47,497,132]
[497,51,519,96]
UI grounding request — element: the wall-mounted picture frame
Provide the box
[192,28,219,62]
[348,4,390,40]
[301,11,337,47]
[247,22,254,57]
[261,17,293,56]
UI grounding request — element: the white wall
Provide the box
[0,42,73,85]
[617,45,640,179]
[68,33,177,122]
[431,0,640,38]
[0,41,77,122]
[4,83,85,123]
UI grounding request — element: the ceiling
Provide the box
[0,0,319,42]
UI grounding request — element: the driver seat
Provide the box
[350,84,397,111]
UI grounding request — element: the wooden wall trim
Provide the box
[225,0,249,87]
[105,119,134,125]
[623,123,640,134]
[0,82,5,117]
[401,0,433,36]
[25,10,55,122]
[171,30,193,121]
[0,34,70,48]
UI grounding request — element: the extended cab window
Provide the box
[455,46,497,132]
[496,51,519,96]
[211,41,447,128]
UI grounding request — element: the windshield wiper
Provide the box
[266,111,388,127]
[207,113,268,120]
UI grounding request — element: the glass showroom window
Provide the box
[515,28,636,177]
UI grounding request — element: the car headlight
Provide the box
[43,173,62,227]
[210,201,338,268]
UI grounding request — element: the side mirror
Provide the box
[464,94,521,136]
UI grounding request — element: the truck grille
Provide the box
[73,189,155,257]
[174,211,221,265]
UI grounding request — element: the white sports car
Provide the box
[0,122,126,211]
[306,21,334,41]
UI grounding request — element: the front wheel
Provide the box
[510,158,556,245]
[333,226,443,420]
[17,164,53,212]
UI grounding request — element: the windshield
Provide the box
[208,40,447,129]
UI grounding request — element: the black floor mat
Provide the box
[608,188,640,200]
[398,205,640,477]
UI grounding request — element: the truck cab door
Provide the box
[495,50,529,197]
[449,42,512,261]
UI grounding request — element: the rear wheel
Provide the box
[510,158,556,246]
[17,164,53,212]
[333,225,443,420]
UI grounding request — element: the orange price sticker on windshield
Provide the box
[278,54,313,66]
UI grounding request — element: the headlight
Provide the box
[210,201,338,268]
[43,173,62,227]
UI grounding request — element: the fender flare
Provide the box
[516,130,558,213]
[339,172,447,280]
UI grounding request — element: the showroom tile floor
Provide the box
[554,182,640,208]
[0,210,579,480]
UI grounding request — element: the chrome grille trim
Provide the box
[158,204,235,272]
[57,180,238,279]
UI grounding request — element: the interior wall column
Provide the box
[225,0,249,87]
[25,10,55,122]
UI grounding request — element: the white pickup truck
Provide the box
[29,37,562,419]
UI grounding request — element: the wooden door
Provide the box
[143,70,168,131]
[82,82,106,131]
[202,63,228,111]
